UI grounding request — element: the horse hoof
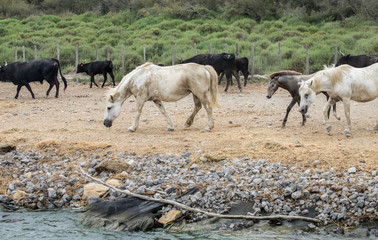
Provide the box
[205,127,211,132]
[326,126,332,132]
[343,130,351,137]
[128,128,136,132]
[167,127,174,131]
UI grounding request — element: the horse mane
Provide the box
[269,70,302,79]
[137,62,155,69]
[322,64,335,70]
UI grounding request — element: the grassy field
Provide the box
[0,10,377,82]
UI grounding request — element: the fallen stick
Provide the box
[78,167,321,223]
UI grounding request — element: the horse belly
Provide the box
[350,82,378,102]
[148,87,190,102]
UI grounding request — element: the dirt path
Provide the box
[0,81,377,172]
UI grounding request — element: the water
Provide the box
[0,210,374,240]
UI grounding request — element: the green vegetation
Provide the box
[0,1,377,82]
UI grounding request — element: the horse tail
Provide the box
[204,65,221,108]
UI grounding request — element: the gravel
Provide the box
[0,149,377,229]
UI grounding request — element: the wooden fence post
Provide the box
[121,44,125,76]
[143,44,146,63]
[57,44,60,61]
[172,43,176,65]
[250,43,254,82]
[235,43,239,58]
[15,47,17,62]
[107,45,110,60]
[334,44,338,65]
[209,43,212,54]
[95,44,98,60]
[305,45,309,75]
[194,43,197,55]
[34,45,38,60]
[225,43,228,53]
[278,42,281,71]
[22,46,26,61]
[76,44,79,83]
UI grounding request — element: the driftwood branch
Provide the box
[78,167,321,224]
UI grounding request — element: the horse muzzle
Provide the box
[299,106,308,114]
[103,119,113,128]
[266,95,271,99]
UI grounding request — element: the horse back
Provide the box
[341,64,378,101]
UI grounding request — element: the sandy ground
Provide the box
[0,80,377,172]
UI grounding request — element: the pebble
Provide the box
[0,150,377,229]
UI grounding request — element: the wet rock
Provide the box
[80,197,164,231]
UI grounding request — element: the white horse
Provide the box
[103,62,220,132]
[298,63,378,135]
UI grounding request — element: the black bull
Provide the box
[336,54,378,68]
[0,58,67,99]
[180,53,241,92]
[76,60,115,88]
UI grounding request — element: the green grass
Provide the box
[0,11,377,82]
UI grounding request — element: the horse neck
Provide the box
[311,74,332,93]
[116,73,135,100]
[277,76,299,93]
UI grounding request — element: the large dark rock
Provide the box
[79,196,165,231]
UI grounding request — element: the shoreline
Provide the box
[1,147,377,231]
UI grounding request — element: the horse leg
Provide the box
[101,73,107,88]
[332,102,340,121]
[129,97,145,132]
[282,98,298,128]
[24,83,35,99]
[341,98,352,136]
[232,69,242,92]
[201,98,214,132]
[322,98,333,132]
[184,95,202,129]
[153,100,174,131]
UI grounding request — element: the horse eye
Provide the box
[304,94,309,98]
[107,106,112,111]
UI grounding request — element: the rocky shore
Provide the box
[0,146,377,236]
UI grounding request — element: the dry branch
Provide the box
[78,167,321,224]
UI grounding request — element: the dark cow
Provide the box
[76,60,115,88]
[335,54,378,68]
[180,53,241,92]
[219,57,249,86]
[0,58,67,99]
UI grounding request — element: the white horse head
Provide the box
[103,90,123,128]
[298,79,317,114]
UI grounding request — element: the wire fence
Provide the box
[10,42,364,82]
